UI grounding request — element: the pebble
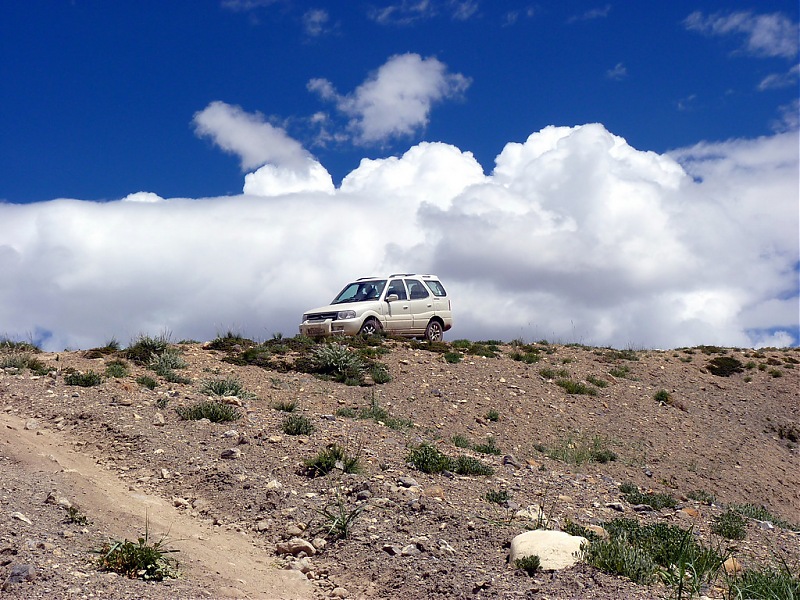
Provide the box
[277,537,316,557]
[331,587,349,598]
[398,476,419,488]
[10,512,32,525]
[5,563,36,585]
[220,448,242,459]
[152,412,165,426]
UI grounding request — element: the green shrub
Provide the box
[271,399,297,412]
[546,434,617,465]
[125,334,169,364]
[149,348,187,374]
[304,444,361,477]
[712,510,747,540]
[653,389,671,403]
[515,554,541,576]
[136,375,157,390]
[92,525,179,581]
[200,377,252,398]
[472,436,502,455]
[175,401,241,423]
[317,491,363,540]
[64,370,103,387]
[207,331,254,351]
[609,365,631,378]
[452,455,494,476]
[407,443,452,474]
[725,562,800,599]
[485,489,511,504]
[452,434,472,448]
[707,356,744,377]
[105,359,129,378]
[485,409,500,422]
[311,343,365,383]
[283,414,315,436]
[370,362,392,384]
[687,490,716,505]
[509,351,541,364]
[581,536,657,584]
[619,484,677,510]
[0,352,32,371]
[540,367,569,379]
[730,504,797,531]
[443,351,462,364]
[335,407,357,418]
[586,375,609,388]
[556,378,598,396]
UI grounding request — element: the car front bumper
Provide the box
[299,318,362,337]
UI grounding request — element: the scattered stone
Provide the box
[632,504,654,512]
[285,524,304,538]
[220,448,242,459]
[10,512,32,525]
[509,530,588,570]
[438,539,456,554]
[382,544,403,556]
[311,537,327,551]
[723,556,743,575]
[255,520,271,532]
[356,490,372,501]
[276,537,316,557]
[160,468,171,479]
[398,477,420,488]
[606,502,625,512]
[423,485,445,500]
[401,544,421,556]
[152,412,165,426]
[584,525,609,539]
[45,491,72,509]
[285,557,314,574]
[24,419,39,431]
[331,587,349,598]
[268,436,283,443]
[680,507,701,519]
[4,563,35,585]
[503,455,522,468]
[223,429,238,438]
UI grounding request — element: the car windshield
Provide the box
[331,280,387,304]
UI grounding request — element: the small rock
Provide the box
[356,490,372,501]
[265,479,283,491]
[723,557,743,575]
[606,502,625,512]
[398,477,420,488]
[382,544,403,556]
[24,419,39,431]
[220,448,242,460]
[160,468,171,479]
[503,455,522,468]
[509,530,587,570]
[285,557,314,574]
[680,507,701,519]
[331,587,349,598]
[423,486,445,500]
[584,525,609,539]
[276,537,316,557]
[632,504,654,512]
[223,429,238,438]
[5,563,36,585]
[311,537,327,551]
[268,436,283,443]
[255,520,271,532]
[10,512,32,525]
[285,524,304,537]
[401,544,421,556]
[152,412,165,426]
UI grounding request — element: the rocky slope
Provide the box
[1,337,798,599]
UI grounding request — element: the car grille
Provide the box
[306,312,338,322]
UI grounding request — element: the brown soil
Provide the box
[1,340,798,599]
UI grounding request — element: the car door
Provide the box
[404,278,434,334]
[383,279,413,332]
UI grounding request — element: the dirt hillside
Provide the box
[1,336,798,599]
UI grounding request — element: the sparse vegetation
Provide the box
[283,414,315,436]
[712,510,747,540]
[93,523,179,581]
[271,399,297,412]
[124,333,170,364]
[687,489,716,505]
[556,378,598,395]
[105,359,129,378]
[707,356,744,377]
[304,444,361,477]
[407,443,452,474]
[485,489,511,504]
[619,483,677,510]
[64,370,103,387]
[136,375,157,390]
[515,554,541,576]
[485,409,500,422]
[545,434,617,465]
[200,377,252,398]
[175,401,241,423]
[317,490,363,540]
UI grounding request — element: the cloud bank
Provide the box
[1,122,797,351]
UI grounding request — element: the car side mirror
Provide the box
[386,294,399,302]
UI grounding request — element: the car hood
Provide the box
[304,301,370,315]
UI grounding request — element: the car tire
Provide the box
[359,318,382,336]
[424,320,443,342]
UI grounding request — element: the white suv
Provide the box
[299,274,453,341]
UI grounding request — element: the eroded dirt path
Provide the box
[1,412,313,599]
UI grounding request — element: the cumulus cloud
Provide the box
[303,9,331,37]
[0,124,797,351]
[685,10,799,59]
[308,53,471,144]
[758,64,800,91]
[193,101,312,171]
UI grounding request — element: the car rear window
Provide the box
[424,280,447,296]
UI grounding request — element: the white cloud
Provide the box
[758,64,800,90]
[302,9,330,37]
[685,10,799,59]
[568,5,611,23]
[606,62,627,80]
[193,101,312,171]
[1,124,797,351]
[308,53,471,144]
[367,1,478,25]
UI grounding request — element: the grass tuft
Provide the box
[175,401,241,423]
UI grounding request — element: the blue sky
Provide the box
[0,1,798,350]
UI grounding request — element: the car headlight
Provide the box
[336,310,356,320]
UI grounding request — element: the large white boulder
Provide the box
[509,530,588,570]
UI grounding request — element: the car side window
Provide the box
[406,279,430,300]
[386,279,407,300]
[424,280,446,297]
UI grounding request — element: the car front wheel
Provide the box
[424,320,443,342]
[359,318,382,336]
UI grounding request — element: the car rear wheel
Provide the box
[424,320,443,342]
[359,318,382,336]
